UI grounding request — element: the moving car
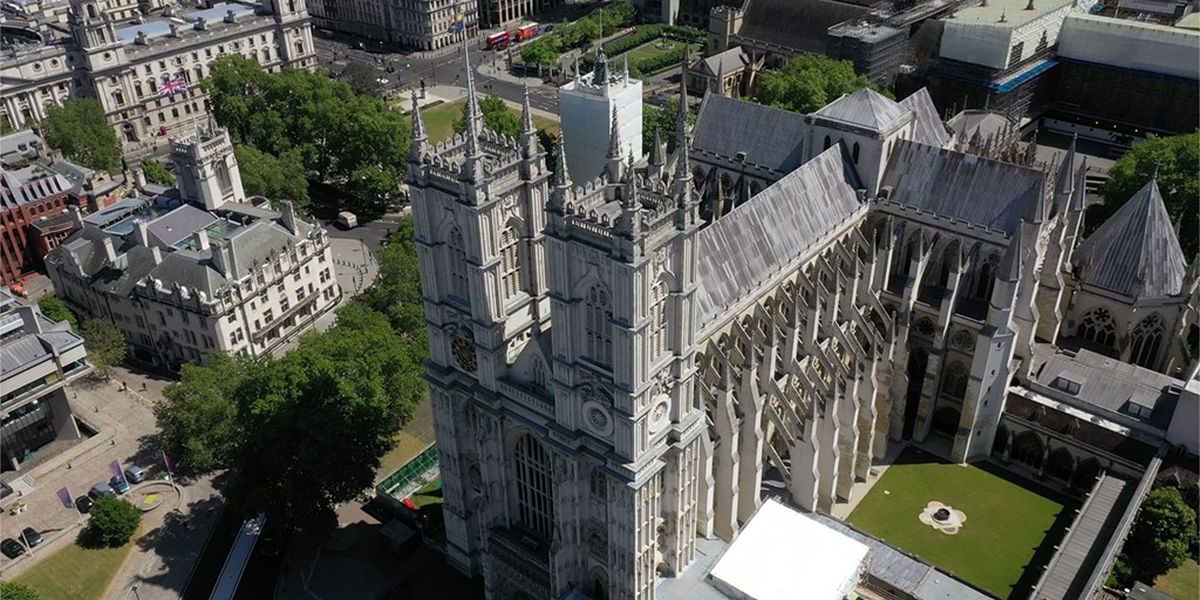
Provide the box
[20,527,42,548]
[0,538,24,559]
[75,495,94,514]
[124,465,147,484]
[89,482,115,499]
[110,475,131,494]
[336,211,358,229]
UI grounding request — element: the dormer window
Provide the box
[1050,376,1080,395]
[1121,402,1152,420]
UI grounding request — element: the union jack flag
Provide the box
[159,76,188,97]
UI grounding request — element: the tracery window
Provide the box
[499,225,520,300]
[585,285,613,367]
[974,254,999,300]
[1078,307,1117,350]
[943,362,969,399]
[514,434,554,539]
[649,278,668,359]
[447,227,470,304]
[1129,314,1164,369]
[531,359,546,388]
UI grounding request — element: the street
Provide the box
[313,30,560,114]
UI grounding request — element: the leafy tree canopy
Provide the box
[156,352,253,474]
[204,55,408,213]
[80,319,126,379]
[641,100,691,154]
[42,99,121,173]
[140,158,176,186]
[234,144,310,210]
[521,36,560,69]
[1097,131,1199,257]
[0,581,40,600]
[456,95,522,140]
[38,295,78,331]
[82,496,142,547]
[753,55,883,115]
[1121,487,1198,583]
[339,61,382,98]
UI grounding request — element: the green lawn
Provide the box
[376,394,435,481]
[410,476,443,508]
[847,447,1072,599]
[13,540,134,600]
[411,99,560,145]
[1155,558,1199,600]
[625,40,702,75]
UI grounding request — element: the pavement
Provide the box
[0,368,222,600]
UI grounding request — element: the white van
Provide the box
[336,211,358,229]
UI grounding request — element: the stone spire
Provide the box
[1050,134,1077,217]
[519,83,539,163]
[408,91,428,164]
[606,105,623,182]
[548,132,571,213]
[616,151,641,238]
[462,38,482,138]
[520,82,535,135]
[672,49,694,202]
[460,38,485,187]
[649,127,666,179]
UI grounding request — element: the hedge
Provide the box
[602,25,665,56]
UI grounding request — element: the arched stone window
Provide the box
[499,225,520,301]
[974,254,999,300]
[1129,314,1164,369]
[531,359,546,388]
[1045,447,1075,482]
[514,434,554,539]
[649,277,668,359]
[447,226,470,304]
[111,89,125,107]
[1078,307,1117,350]
[1011,431,1044,470]
[942,362,969,399]
[585,285,613,367]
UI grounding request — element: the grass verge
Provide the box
[1155,557,1199,600]
[13,538,135,600]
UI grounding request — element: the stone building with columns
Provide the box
[411,39,1197,599]
[44,126,340,370]
[0,0,315,156]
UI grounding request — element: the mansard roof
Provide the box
[898,89,952,149]
[695,146,861,325]
[1073,178,1186,299]
[691,93,807,174]
[879,139,1044,234]
[813,88,907,132]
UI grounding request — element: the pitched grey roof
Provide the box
[1029,347,1181,429]
[947,110,1013,141]
[691,94,808,174]
[880,140,1045,234]
[1073,178,1186,299]
[147,204,217,248]
[899,89,952,149]
[1,314,84,378]
[696,146,861,325]
[1033,474,1134,600]
[695,47,748,77]
[814,88,908,132]
[225,220,301,279]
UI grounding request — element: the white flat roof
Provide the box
[708,499,869,600]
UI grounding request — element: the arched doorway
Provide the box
[932,406,960,438]
[1011,431,1044,470]
[902,348,929,440]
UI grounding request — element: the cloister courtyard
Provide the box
[847,447,1077,599]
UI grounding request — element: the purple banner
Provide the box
[162,451,175,476]
[109,459,124,484]
[56,486,73,510]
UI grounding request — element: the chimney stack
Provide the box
[69,205,84,230]
[134,167,147,189]
[133,219,151,246]
[101,236,118,263]
[278,200,298,235]
[192,230,210,251]
[150,246,163,265]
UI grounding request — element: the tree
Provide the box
[157,352,253,474]
[140,158,175,186]
[361,217,427,336]
[41,99,121,173]
[576,16,602,43]
[754,55,882,115]
[1097,132,1199,257]
[82,496,142,547]
[204,55,408,213]
[642,100,691,154]
[1120,487,1198,583]
[38,295,78,331]
[222,305,420,532]
[233,145,309,210]
[0,582,39,600]
[456,95,522,140]
[339,61,382,98]
[80,319,126,378]
[521,37,559,75]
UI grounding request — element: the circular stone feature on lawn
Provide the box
[919,501,966,535]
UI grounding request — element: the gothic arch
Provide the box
[992,424,1010,456]
[1011,431,1044,470]
[941,361,969,399]
[1073,457,1103,491]
[1078,307,1118,351]
[932,406,960,437]
[511,433,554,540]
[584,284,614,367]
[973,252,1000,301]
[1045,447,1075,483]
[1129,313,1165,369]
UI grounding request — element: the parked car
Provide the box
[75,495,94,514]
[89,482,115,499]
[336,211,358,229]
[20,527,42,548]
[0,538,24,559]
[124,465,147,484]
[110,475,131,494]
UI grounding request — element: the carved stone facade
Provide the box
[412,43,1196,600]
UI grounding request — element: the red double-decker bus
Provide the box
[516,23,540,41]
[486,31,510,49]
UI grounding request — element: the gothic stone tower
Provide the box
[411,43,706,600]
